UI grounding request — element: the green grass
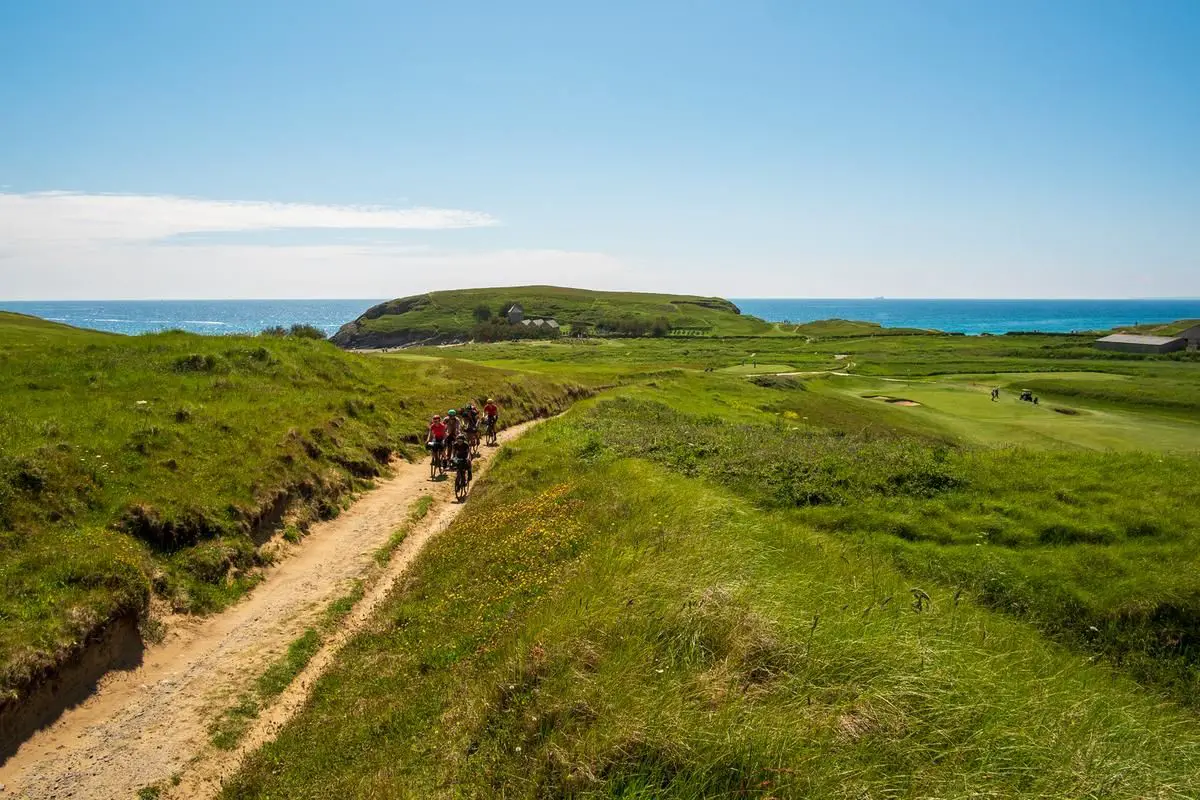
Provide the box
[12,305,1200,795]
[330,285,776,347]
[824,375,1200,451]
[0,313,585,707]
[788,317,938,337]
[211,578,368,752]
[223,402,1200,799]
[1117,318,1200,336]
[410,326,1200,384]
[209,695,262,751]
[323,580,366,628]
[257,629,322,699]
[573,391,1200,699]
[374,495,436,565]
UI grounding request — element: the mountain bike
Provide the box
[453,458,471,501]
[428,440,446,480]
[485,416,498,446]
[468,427,481,458]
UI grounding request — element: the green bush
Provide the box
[288,324,326,340]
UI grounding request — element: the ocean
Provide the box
[1,298,1198,338]
[732,298,1200,335]
[0,299,382,337]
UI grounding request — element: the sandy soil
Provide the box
[0,422,537,799]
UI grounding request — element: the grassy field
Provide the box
[0,312,586,708]
[10,305,1200,796]
[822,374,1200,451]
[225,382,1200,798]
[330,286,777,347]
[409,327,1200,381]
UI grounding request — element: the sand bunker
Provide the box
[862,395,922,407]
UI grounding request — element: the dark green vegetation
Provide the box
[225,376,1200,799]
[0,312,585,709]
[788,317,938,337]
[330,285,776,347]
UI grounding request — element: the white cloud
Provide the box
[0,190,635,298]
[2,242,631,299]
[0,191,499,246]
[0,190,645,298]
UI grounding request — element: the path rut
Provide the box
[0,422,537,799]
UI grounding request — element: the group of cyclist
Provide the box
[426,398,500,488]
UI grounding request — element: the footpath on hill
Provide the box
[0,422,539,800]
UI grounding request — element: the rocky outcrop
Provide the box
[329,321,464,350]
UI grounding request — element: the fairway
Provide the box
[716,362,798,374]
[827,374,1200,452]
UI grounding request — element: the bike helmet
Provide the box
[447,409,457,416]
[432,414,441,422]
[486,398,494,403]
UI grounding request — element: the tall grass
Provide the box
[576,396,1200,704]
[224,410,1200,798]
[0,317,584,703]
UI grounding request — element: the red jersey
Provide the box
[484,403,498,417]
[429,421,447,439]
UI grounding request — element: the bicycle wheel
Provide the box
[429,450,438,479]
[454,469,469,501]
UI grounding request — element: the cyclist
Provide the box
[483,397,499,434]
[427,414,447,462]
[462,403,480,430]
[445,408,461,441]
[450,432,473,482]
[461,405,480,448]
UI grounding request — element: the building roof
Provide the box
[1096,333,1182,346]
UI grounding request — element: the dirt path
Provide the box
[0,422,538,800]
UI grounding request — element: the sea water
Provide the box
[1,298,1198,337]
[0,299,382,337]
[731,298,1200,335]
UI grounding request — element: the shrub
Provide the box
[173,353,218,372]
[288,324,326,340]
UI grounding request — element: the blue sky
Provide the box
[1,0,1197,299]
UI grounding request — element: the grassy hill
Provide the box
[226,371,1200,799]
[330,285,775,348]
[0,312,585,717]
[1116,318,1200,336]
[788,317,939,338]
